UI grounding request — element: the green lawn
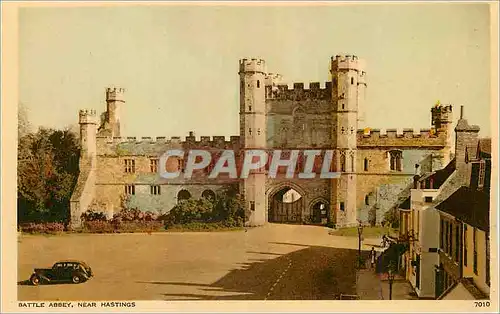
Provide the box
[329,226,398,238]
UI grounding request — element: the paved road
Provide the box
[18,224,366,301]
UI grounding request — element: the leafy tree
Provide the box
[17,124,80,224]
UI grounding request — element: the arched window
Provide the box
[351,154,355,172]
[340,154,346,172]
[351,77,354,85]
[365,195,370,205]
[342,103,345,110]
[177,190,191,203]
[364,158,369,171]
[389,150,403,171]
[257,80,260,88]
[201,189,216,201]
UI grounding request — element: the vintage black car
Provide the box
[29,260,93,285]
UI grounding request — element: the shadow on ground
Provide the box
[138,242,360,300]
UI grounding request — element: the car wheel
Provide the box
[30,274,40,286]
[71,275,82,284]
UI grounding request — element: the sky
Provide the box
[19,3,492,138]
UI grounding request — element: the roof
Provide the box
[435,187,490,231]
[439,278,489,300]
[418,158,456,189]
[460,278,489,299]
[398,196,411,210]
[477,138,491,158]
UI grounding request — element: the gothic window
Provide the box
[350,154,355,172]
[351,77,354,85]
[249,105,252,112]
[150,158,158,173]
[342,103,345,110]
[364,158,369,171]
[257,80,260,88]
[177,190,191,203]
[365,195,369,205]
[389,150,403,171]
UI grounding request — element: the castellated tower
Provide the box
[78,109,98,161]
[431,103,454,166]
[100,87,125,137]
[239,58,267,226]
[330,55,366,227]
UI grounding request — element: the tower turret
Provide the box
[102,87,125,137]
[239,58,267,226]
[330,54,365,226]
[431,103,454,165]
[78,109,98,160]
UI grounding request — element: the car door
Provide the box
[51,263,65,280]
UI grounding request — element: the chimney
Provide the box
[189,131,195,137]
[460,105,464,119]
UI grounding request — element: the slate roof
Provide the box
[435,187,490,231]
[417,158,456,189]
[477,138,491,158]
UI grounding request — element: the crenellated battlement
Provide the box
[98,135,241,149]
[239,58,266,74]
[331,54,365,72]
[431,104,453,124]
[106,87,125,102]
[357,128,447,148]
[266,82,332,101]
[79,109,97,124]
[265,73,284,86]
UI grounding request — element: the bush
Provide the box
[20,222,65,234]
[82,220,163,233]
[112,208,158,222]
[81,209,107,222]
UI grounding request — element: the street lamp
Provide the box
[357,221,364,268]
[388,262,396,300]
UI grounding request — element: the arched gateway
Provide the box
[266,183,306,223]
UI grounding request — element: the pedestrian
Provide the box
[370,247,376,269]
[381,235,386,248]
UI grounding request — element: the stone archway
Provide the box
[177,189,191,203]
[309,198,330,225]
[267,183,306,224]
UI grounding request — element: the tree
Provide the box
[17,126,80,223]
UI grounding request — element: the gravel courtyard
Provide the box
[18,224,366,301]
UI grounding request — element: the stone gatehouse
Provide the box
[70,55,453,228]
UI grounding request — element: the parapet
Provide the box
[79,109,98,124]
[357,128,447,148]
[331,54,365,72]
[106,87,125,102]
[431,104,453,124]
[98,135,241,154]
[265,73,284,86]
[239,58,266,74]
[266,82,332,101]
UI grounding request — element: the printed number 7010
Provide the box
[474,301,490,307]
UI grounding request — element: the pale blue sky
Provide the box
[19,3,492,137]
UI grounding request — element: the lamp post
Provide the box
[357,221,364,268]
[388,262,395,300]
